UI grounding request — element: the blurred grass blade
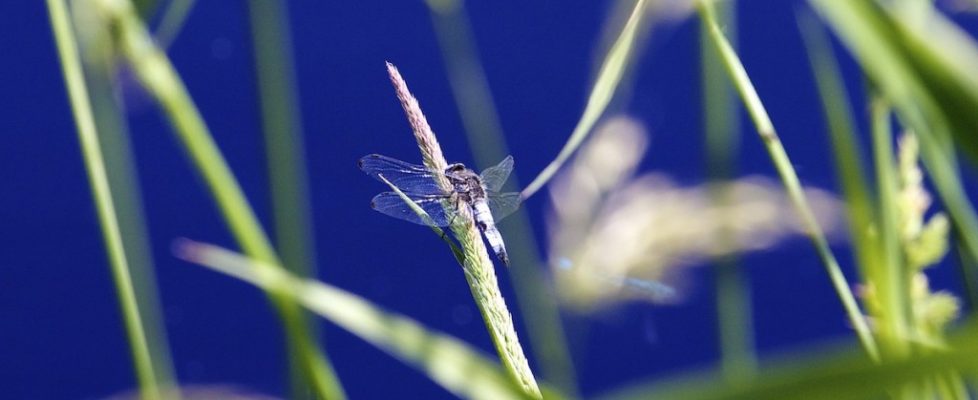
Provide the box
[85,46,178,391]
[176,240,547,400]
[811,0,978,310]
[246,0,318,280]
[599,321,978,400]
[797,12,881,283]
[424,0,509,170]
[245,1,342,397]
[101,0,343,397]
[698,0,878,360]
[521,0,649,200]
[423,0,579,393]
[699,0,755,381]
[46,1,167,397]
[153,0,196,49]
[869,96,912,355]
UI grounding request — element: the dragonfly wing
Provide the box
[359,154,446,196]
[479,155,514,192]
[370,192,453,227]
[486,191,521,221]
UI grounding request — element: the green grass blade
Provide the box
[46,1,165,397]
[797,12,881,284]
[245,1,345,398]
[246,0,318,280]
[521,0,649,200]
[424,0,510,170]
[699,0,756,380]
[86,53,178,391]
[698,0,878,360]
[176,240,547,400]
[869,96,912,356]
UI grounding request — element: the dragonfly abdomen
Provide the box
[473,201,510,265]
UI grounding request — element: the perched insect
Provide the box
[358,154,521,265]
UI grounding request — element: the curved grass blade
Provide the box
[520,0,649,200]
[175,240,542,400]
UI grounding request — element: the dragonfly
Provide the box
[358,154,522,265]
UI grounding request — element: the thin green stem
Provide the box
[520,0,648,200]
[100,1,338,397]
[699,0,755,381]
[246,0,318,280]
[698,0,878,360]
[46,1,162,398]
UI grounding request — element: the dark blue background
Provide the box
[2,1,975,399]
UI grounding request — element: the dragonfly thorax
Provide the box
[445,164,486,204]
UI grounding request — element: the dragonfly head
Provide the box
[445,163,467,173]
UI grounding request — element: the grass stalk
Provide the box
[386,62,541,398]
[424,0,578,393]
[520,0,648,200]
[245,1,343,398]
[699,0,756,381]
[98,0,343,397]
[697,0,878,360]
[46,1,163,397]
